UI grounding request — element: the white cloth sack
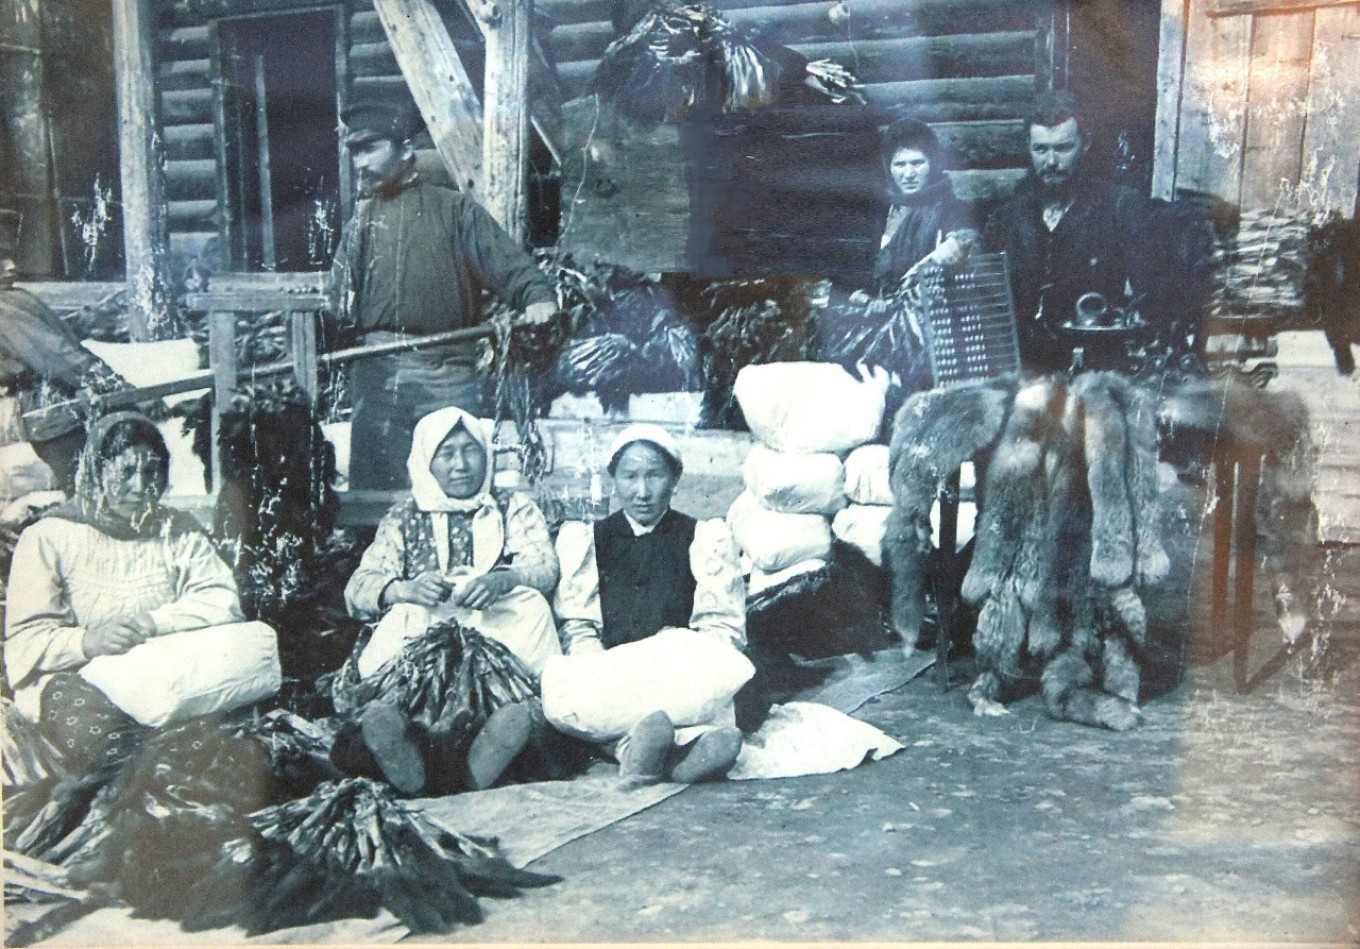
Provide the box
[843,443,892,505]
[742,444,846,515]
[733,362,885,454]
[541,628,755,742]
[747,557,827,597]
[726,490,832,573]
[81,338,207,407]
[729,700,903,780]
[79,621,281,728]
[832,503,892,567]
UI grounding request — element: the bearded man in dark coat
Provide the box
[983,91,1150,374]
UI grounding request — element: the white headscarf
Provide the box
[406,406,504,574]
[607,423,684,475]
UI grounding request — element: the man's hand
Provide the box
[389,571,454,609]
[455,570,516,610]
[83,618,150,658]
[522,300,556,325]
[926,235,967,266]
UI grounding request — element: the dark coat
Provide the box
[984,174,1148,373]
[872,180,977,293]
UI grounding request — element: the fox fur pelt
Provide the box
[884,376,1016,648]
[887,371,1314,730]
[886,373,1169,730]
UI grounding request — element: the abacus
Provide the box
[915,251,1021,387]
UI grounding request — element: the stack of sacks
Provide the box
[726,363,887,591]
[834,443,892,567]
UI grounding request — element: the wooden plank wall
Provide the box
[1159,0,1360,215]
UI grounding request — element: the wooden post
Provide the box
[371,0,484,194]
[208,311,239,493]
[477,0,532,239]
[1151,0,1190,200]
[0,0,60,274]
[289,311,320,405]
[111,0,168,340]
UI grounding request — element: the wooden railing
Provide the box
[20,272,495,492]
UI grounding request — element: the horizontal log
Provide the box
[549,0,1035,62]
[725,0,1033,45]
[351,75,408,97]
[935,119,1027,170]
[538,0,614,27]
[349,39,398,76]
[168,231,219,260]
[165,158,219,201]
[160,88,213,124]
[556,29,1034,97]
[863,74,1035,122]
[163,122,216,161]
[206,271,329,294]
[168,198,219,227]
[155,57,210,92]
[348,9,386,42]
[793,32,1035,85]
[159,25,209,60]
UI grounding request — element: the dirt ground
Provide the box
[442,484,1360,945]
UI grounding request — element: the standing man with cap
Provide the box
[330,100,557,489]
[0,209,128,492]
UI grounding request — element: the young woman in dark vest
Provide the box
[554,425,747,784]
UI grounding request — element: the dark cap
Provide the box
[340,99,425,146]
[0,209,21,258]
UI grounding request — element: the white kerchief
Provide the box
[406,406,503,574]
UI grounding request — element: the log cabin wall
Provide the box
[1154,0,1360,215]
[155,0,418,269]
[540,0,1050,207]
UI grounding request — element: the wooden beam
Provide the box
[1151,0,1191,199]
[371,0,484,194]
[207,310,238,491]
[1239,9,1314,209]
[1209,0,1355,15]
[112,0,169,340]
[1299,4,1360,214]
[476,0,533,238]
[1173,0,1252,204]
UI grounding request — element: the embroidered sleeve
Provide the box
[688,518,747,650]
[551,521,605,654]
[499,493,559,594]
[345,501,412,620]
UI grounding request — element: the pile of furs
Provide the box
[885,372,1311,730]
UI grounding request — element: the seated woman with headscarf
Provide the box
[4,412,248,772]
[334,406,562,795]
[553,424,747,785]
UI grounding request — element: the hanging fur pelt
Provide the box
[885,373,1168,730]
[883,376,1016,648]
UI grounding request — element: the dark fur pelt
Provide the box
[883,376,1016,647]
[1305,213,1360,375]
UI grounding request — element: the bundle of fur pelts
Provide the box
[884,376,1016,650]
[886,373,1170,730]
